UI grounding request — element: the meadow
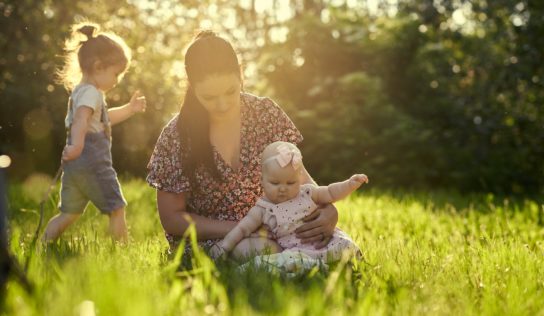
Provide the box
[3,178,544,315]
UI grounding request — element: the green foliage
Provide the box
[0,0,542,194]
[3,179,544,314]
[0,1,193,178]
[257,1,544,194]
[385,0,544,194]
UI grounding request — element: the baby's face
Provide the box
[262,163,301,204]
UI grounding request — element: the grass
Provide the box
[2,177,544,315]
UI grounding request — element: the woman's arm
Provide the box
[156,189,237,240]
[108,91,146,125]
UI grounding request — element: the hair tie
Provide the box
[77,25,98,43]
[264,144,303,169]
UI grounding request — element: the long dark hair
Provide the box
[178,30,242,181]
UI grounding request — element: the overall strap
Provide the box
[66,85,111,142]
[100,100,111,139]
[66,98,74,145]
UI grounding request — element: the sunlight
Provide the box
[450,2,478,34]
[128,0,388,45]
[200,19,213,29]
[452,9,467,25]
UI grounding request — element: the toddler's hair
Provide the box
[56,21,132,91]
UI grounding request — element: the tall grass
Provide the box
[3,178,544,315]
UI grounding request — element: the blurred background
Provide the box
[0,0,542,195]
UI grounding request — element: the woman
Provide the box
[146,31,338,260]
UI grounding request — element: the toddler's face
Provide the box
[262,162,301,204]
[92,63,125,92]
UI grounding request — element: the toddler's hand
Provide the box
[62,144,83,161]
[129,90,147,113]
[350,174,369,187]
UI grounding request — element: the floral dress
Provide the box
[146,92,303,253]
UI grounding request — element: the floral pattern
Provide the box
[146,92,303,252]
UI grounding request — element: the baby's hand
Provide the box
[350,174,369,187]
[62,144,83,161]
[129,90,147,113]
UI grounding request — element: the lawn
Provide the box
[3,178,544,315]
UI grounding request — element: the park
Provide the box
[1,1,543,315]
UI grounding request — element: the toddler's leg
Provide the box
[43,213,81,242]
[108,207,128,242]
[231,237,281,261]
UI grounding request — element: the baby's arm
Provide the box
[220,206,267,253]
[108,91,146,125]
[311,174,368,205]
[62,106,93,161]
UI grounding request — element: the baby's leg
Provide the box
[231,237,281,261]
[108,207,128,242]
[321,231,362,262]
[43,213,81,241]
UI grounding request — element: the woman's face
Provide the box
[192,73,241,120]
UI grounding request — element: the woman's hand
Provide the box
[295,203,338,249]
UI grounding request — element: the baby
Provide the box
[211,141,368,261]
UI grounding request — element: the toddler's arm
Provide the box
[213,206,267,257]
[62,106,93,161]
[311,174,368,205]
[108,90,146,125]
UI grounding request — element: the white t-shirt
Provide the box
[64,83,108,133]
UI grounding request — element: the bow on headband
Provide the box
[273,144,303,169]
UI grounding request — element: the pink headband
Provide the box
[263,144,303,169]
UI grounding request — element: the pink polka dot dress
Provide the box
[256,184,361,261]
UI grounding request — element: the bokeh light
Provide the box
[0,155,11,168]
[23,108,53,140]
[120,120,151,152]
[22,173,54,203]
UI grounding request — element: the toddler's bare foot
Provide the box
[109,208,128,243]
[42,213,81,242]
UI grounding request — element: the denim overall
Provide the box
[59,90,126,214]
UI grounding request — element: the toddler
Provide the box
[211,141,368,261]
[43,22,146,242]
